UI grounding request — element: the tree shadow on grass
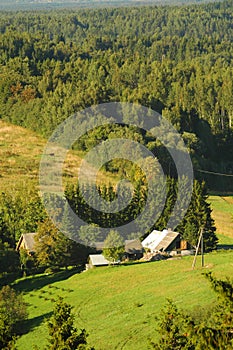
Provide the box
[217,244,233,250]
[12,266,83,293]
[16,312,52,336]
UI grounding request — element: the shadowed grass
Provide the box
[14,250,233,350]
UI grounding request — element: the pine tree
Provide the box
[149,273,233,350]
[46,297,94,350]
[178,180,218,251]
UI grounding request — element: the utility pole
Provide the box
[192,227,204,270]
[201,230,204,267]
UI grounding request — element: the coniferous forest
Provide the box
[0,1,232,191]
[0,2,233,348]
[0,0,232,255]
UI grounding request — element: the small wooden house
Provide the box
[86,254,111,269]
[16,233,36,255]
[142,229,191,255]
[93,239,144,260]
[124,239,144,260]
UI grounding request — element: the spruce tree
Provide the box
[46,298,94,350]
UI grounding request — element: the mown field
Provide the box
[14,250,233,350]
[1,120,233,348]
[0,120,115,192]
[208,195,233,240]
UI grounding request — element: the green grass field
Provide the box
[1,120,233,349]
[13,251,233,350]
[208,195,233,239]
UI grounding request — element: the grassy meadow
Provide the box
[208,195,233,239]
[14,250,233,350]
[1,119,233,348]
[0,120,115,192]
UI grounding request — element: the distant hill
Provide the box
[0,120,85,192]
[0,0,223,10]
[0,120,116,192]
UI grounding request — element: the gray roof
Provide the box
[125,239,143,253]
[89,254,110,266]
[16,233,36,252]
[93,241,105,251]
[155,231,180,252]
[94,240,143,253]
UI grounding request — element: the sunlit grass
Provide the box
[14,251,233,350]
[208,195,233,238]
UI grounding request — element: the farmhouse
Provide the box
[16,232,36,255]
[124,239,144,260]
[93,239,144,260]
[142,229,191,255]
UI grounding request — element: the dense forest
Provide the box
[0,0,232,190]
[0,0,232,270]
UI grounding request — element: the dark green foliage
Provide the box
[149,273,233,350]
[0,244,20,275]
[177,180,218,251]
[0,285,28,349]
[149,300,195,350]
[34,218,89,269]
[103,230,125,262]
[0,189,45,248]
[19,248,36,271]
[78,224,102,248]
[66,178,217,251]
[0,2,232,190]
[46,297,94,350]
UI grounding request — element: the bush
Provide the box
[0,285,28,349]
[149,273,233,350]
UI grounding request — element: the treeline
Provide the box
[0,177,217,251]
[0,1,232,189]
[65,178,217,251]
[0,177,218,278]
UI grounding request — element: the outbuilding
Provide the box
[86,254,111,269]
[16,233,36,255]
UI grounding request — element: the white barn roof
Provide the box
[89,254,110,266]
[141,229,168,251]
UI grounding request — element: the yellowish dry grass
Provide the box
[0,120,116,194]
[1,120,232,240]
[208,195,233,238]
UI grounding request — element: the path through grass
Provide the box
[14,251,233,350]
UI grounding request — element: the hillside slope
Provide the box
[0,120,45,191]
[1,120,232,237]
[14,251,233,350]
[0,120,113,193]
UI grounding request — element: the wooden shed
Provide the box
[87,254,111,269]
[124,239,144,260]
[16,233,36,255]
